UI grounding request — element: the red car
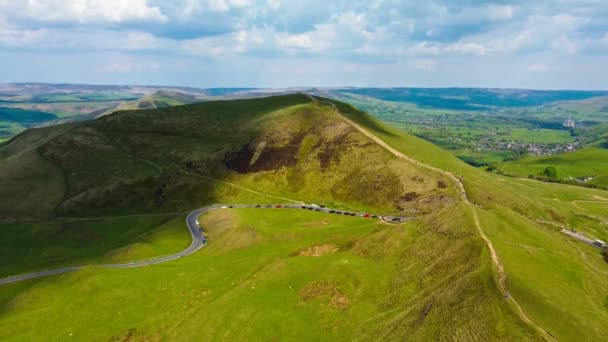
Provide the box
[275,204,283,208]
[363,213,371,218]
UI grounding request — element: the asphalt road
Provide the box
[561,228,604,249]
[0,204,408,285]
[0,206,212,285]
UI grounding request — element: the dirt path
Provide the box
[137,155,303,204]
[306,95,556,341]
[180,169,302,204]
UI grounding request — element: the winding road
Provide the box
[0,207,212,285]
[0,204,409,285]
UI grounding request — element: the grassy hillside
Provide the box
[1,94,454,218]
[0,215,188,278]
[324,97,608,340]
[1,94,607,340]
[0,208,537,341]
[495,144,608,187]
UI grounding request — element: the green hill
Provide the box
[495,144,608,187]
[494,123,608,188]
[98,90,201,117]
[0,94,607,341]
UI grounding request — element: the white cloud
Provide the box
[415,59,436,71]
[206,0,252,12]
[276,33,313,49]
[528,63,549,72]
[487,5,514,21]
[0,18,47,47]
[98,60,160,73]
[0,0,167,23]
[125,32,161,50]
[267,0,281,11]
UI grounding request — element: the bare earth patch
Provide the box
[298,244,338,257]
[301,220,330,227]
[299,281,350,310]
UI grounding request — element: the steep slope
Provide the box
[326,97,608,341]
[1,94,454,218]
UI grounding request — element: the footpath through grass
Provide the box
[328,98,608,340]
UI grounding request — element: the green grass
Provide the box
[324,97,608,340]
[0,208,536,340]
[497,145,608,186]
[0,215,188,277]
[1,94,607,340]
[476,207,608,341]
[30,92,138,103]
[1,94,453,218]
[508,128,574,144]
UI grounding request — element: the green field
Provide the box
[497,145,608,187]
[508,128,574,144]
[28,92,139,103]
[0,208,537,340]
[0,215,188,277]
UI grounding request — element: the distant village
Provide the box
[473,140,579,156]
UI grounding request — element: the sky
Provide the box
[0,0,607,89]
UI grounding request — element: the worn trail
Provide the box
[306,94,556,341]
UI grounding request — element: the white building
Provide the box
[563,114,575,128]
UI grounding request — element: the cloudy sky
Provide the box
[1,0,607,89]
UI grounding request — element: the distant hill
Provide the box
[97,90,202,116]
[328,87,608,111]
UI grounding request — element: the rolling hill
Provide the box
[495,122,608,187]
[97,90,203,117]
[0,94,607,341]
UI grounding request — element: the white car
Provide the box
[220,205,228,209]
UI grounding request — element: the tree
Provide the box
[542,166,558,179]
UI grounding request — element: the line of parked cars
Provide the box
[246,203,383,219]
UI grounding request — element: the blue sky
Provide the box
[0,0,607,89]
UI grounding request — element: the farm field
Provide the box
[496,145,608,187]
